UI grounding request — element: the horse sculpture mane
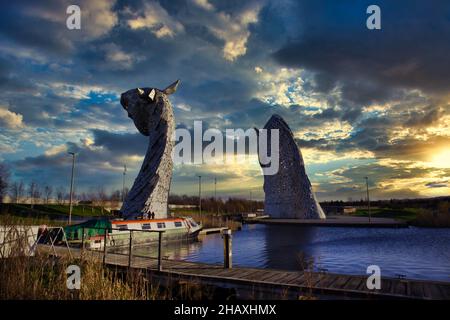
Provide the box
[119,80,180,219]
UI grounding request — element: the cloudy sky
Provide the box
[0,0,449,201]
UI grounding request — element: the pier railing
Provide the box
[31,224,234,272]
[72,227,166,271]
[73,226,233,271]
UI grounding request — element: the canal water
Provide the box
[134,224,450,282]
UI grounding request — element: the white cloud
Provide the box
[254,67,335,109]
[102,44,142,70]
[208,4,261,61]
[46,82,115,100]
[0,106,24,129]
[126,2,184,38]
[294,120,354,141]
[176,103,192,112]
[191,0,215,11]
[83,0,118,38]
[45,144,68,156]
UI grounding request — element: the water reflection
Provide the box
[133,224,450,282]
[263,225,317,270]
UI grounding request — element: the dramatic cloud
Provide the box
[0,0,449,200]
[0,106,24,129]
[126,2,185,38]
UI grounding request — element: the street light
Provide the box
[68,152,76,225]
[122,164,127,203]
[214,176,218,215]
[364,176,371,223]
[198,176,202,215]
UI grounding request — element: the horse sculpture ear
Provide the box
[163,80,180,95]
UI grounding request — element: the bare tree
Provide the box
[0,163,10,203]
[56,186,66,205]
[97,187,108,214]
[44,185,53,204]
[33,185,42,204]
[110,190,121,209]
[10,181,22,203]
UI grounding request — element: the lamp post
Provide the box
[122,164,127,203]
[214,177,218,215]
[68,152,76,225]
[364,176,371,223]
[198,175,202,216]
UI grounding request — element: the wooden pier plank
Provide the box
[37,245,450,300]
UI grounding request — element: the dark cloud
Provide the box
[273,0,450,96]
[425,181,448,189]
[1,0,449,199]
[92,129,146,155]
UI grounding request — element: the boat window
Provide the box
[157,222,166,229]
[142,223,151,230]
[117,224,128,230]
[190,220,197,227]
[174,221,182,227]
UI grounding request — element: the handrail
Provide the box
[73,225,165,271]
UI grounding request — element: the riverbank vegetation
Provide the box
[1,203,112,218]
[411,202,450,227]
[169,195,264,214]
[0,213,62,227]
[0,224,223,300]
[172,208,242,231]
[0,253,222,299]
[350,201,450,227]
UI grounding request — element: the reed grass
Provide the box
[0,220,219,300]
[412,209,450,227]
[175,210,242,231]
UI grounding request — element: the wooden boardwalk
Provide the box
[38,245,450,300]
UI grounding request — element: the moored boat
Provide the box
[63,217,202,250]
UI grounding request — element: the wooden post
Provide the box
[103,228,107,265]
[128,230,133,268]
[222,228,232,269]
[81,227,85,259]
[158,232,163,271]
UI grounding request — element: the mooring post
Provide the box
[81,227,85,259]
[103,227,107,265]
[158,231,163,271]
[222,228,232,269]
[128,230,133,268]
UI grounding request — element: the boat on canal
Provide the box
[61,217,202,250]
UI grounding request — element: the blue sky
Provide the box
[0,0,449,200]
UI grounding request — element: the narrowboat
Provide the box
[63,217,202,250]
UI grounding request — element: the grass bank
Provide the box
[1,203,112,217]
[351,202,450,227]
